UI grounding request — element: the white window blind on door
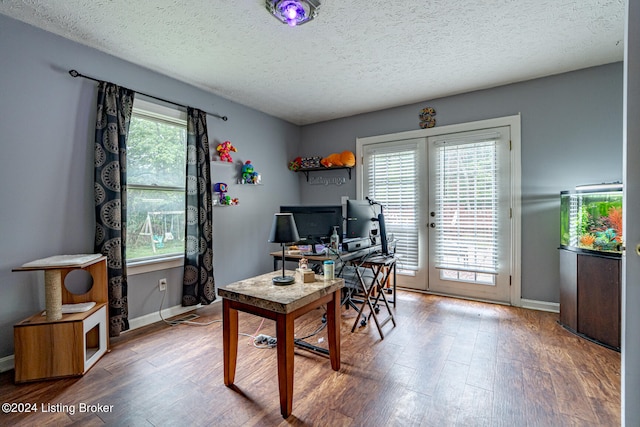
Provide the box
[363,141,419,270]
[433,136,499,274]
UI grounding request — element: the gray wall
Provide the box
[0,15,300,358]
[623,1,640,424]
[0,13,625,360]
[299,63,624,303]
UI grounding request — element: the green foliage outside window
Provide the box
[126,113,187,261]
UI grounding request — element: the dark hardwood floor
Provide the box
[0,291,620,426]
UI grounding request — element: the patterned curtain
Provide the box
[94,81,135,336]
[182,108,216,306]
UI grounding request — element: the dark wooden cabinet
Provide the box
[559,249,620,350]
[559,249,578,331]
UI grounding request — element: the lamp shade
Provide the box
[268,213,300,244]
[266,0,321,27]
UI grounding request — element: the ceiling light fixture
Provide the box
[266,0,321,27]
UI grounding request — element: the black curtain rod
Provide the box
[68,69,228,121]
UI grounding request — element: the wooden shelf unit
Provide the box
[14,303,108,383]
[13,255,109,383]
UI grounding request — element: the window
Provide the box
[362,140,419,273]
[432,137,500,285]
[126,99,187,265]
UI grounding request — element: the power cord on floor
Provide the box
[158,286,277,348]
[158,284,221,326]
[157,285,326,349]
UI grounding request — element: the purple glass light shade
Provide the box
[266,0,320,27]
[279,1,306,26]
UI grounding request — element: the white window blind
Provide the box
[433,138,499,274]
[363,142,419,270]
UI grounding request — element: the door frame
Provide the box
[356,114,522,306]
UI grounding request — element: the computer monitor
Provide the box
[377,211,389,256]
[346,199,390,255]
[346,199,377,239]
[279,205,343,247]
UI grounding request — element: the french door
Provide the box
[427,126,512,303]
[358,116,520,304]
[361,138,427,290]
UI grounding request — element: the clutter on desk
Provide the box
[323,260,335,280]
[298,257,309,270]
[296,268,315,283]
[288,244,326,255]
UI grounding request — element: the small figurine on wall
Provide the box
[213,182,229,205]
[216,141,237,162]
[241,160,260,184]
[214,182,239,205]
[419,107,436,129]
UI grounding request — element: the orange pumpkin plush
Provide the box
[320,153,344,167]
[340,150,355,167]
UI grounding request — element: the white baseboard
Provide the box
[0,302,218,373]
[126,303,205,331]
[0,354,14,373]
[520,298,560,313]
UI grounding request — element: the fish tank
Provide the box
[560,183,623,256]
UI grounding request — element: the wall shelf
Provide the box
[296,166,352,182]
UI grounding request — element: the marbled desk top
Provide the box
[217,270,344,314]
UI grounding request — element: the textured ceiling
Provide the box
[0,0,625,125]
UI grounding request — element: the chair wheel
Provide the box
[360,319,367,326]
[386,288,392,294]
[374,307,380,314]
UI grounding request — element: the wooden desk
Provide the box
[217,271,344,418]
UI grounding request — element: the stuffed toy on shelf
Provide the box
[213,182,239,205]
[216,141,237,162]
[320,150,356,168]
[241,160,260,184]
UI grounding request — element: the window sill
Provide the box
[127,255,183,275]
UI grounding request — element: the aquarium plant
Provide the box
[560,184,623,255]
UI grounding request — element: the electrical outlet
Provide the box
[158,278,167,291]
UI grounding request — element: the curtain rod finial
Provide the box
[69,69,79,77]
[222,116,228,121]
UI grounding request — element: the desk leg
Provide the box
[393,262,397,307]
[326,289,341,371]
[223,299,238,386]
[276,313,295,418]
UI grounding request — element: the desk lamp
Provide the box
[269,213,300,285]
